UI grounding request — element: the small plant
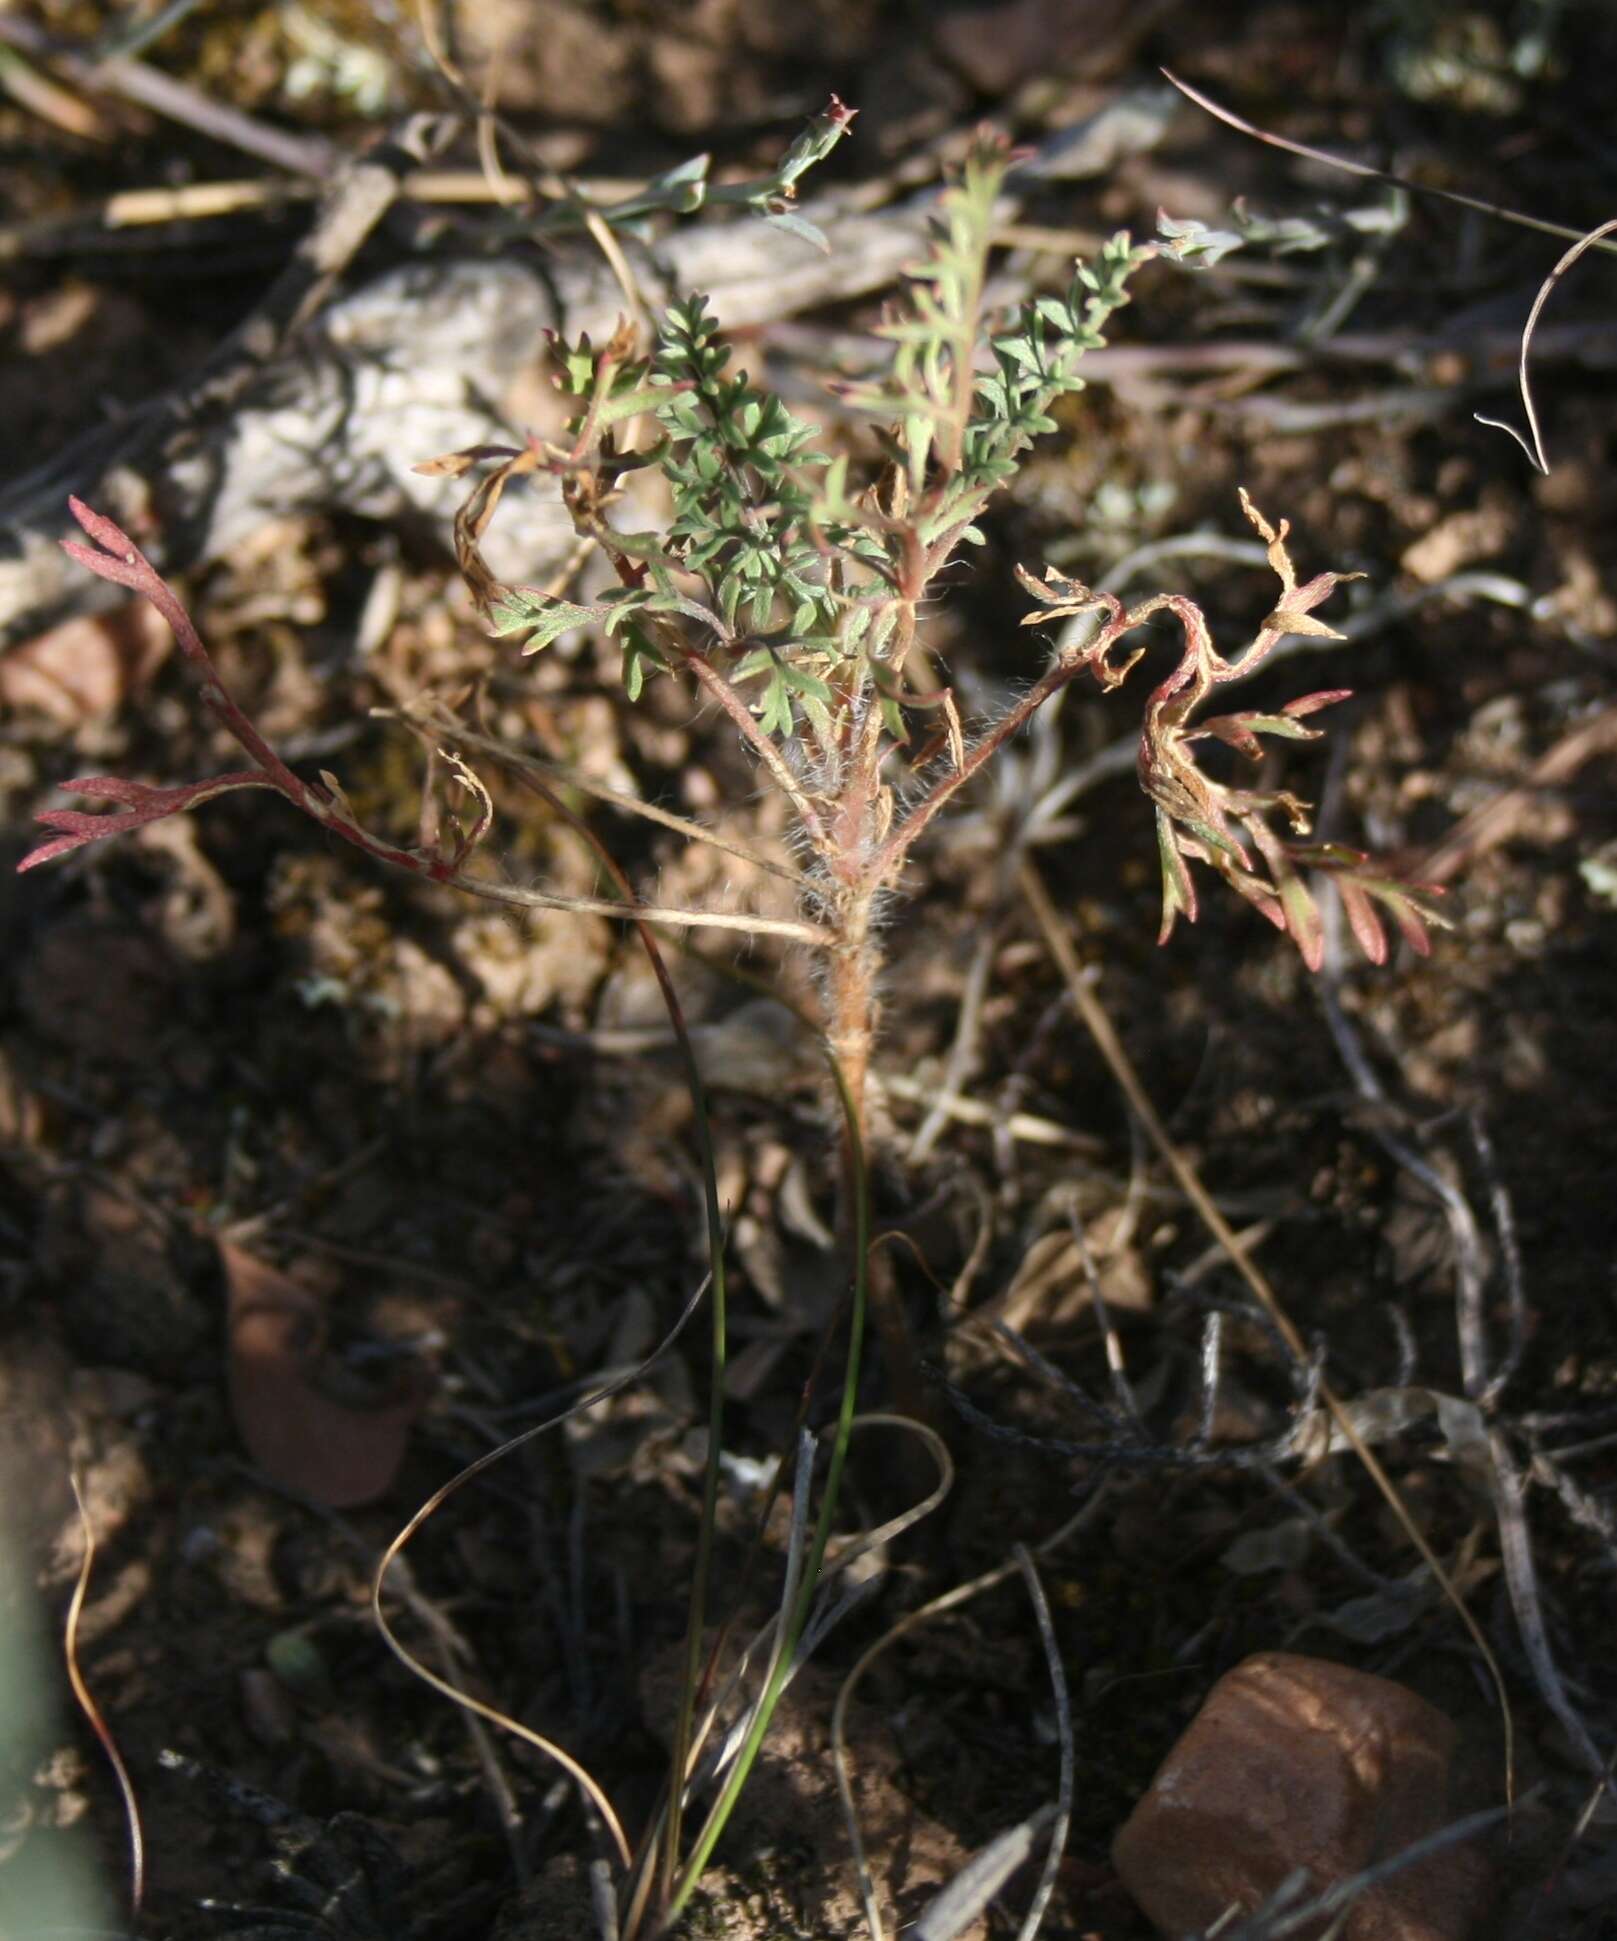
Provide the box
[421,127,1444,1114]
[21,104,1448,1932]
[20,111,1448,1115]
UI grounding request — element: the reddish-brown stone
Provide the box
[1112,1652,1491,1941]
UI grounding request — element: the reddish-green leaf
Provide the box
[21,772,271,872]
[1155,809,1198,944]
[1337,878,1388,965]
[1279,872,1325,970]
[1282,688,1352,718]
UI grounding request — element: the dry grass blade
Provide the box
[646,1415,954,1938]
[452,874,830,942]
[371,1273,711,1874]
[832,1486,1111,1941]
[682,1415,952,1814]
[797,1415,953,1652]
[1016,856,1517,1802]
[1473,219,1617,475]
[884,1073,1104,1155]
[913,1810,1056,1941]
[773,1430,820,1632]
[66,1466,144,1918]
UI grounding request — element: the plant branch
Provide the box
[27,503,834,946]
[680,645,834,855]
[874,655,1093,876]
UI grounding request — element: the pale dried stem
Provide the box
[442,871,829,943]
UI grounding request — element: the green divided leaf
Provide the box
[488,591,605,650]
[489,584,653,653]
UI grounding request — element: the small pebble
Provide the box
[1113,1651,1490,1941]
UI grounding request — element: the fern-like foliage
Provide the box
[652,297,837,638]
[432,117,1444,968]
[836,138,1154,553]
[939,231,1149,541]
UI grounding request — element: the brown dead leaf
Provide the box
[222,1240,430,1509]
[0,603,170,727]
[1398,487,1518,584]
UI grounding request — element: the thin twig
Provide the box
[0,14,337,176]
[1012,1544,1071,1941]
[878,655,1089,874]
[0,166,659,258]
[1017,855,1517,1802]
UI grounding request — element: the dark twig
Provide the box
[1487,1430,1616,1798]
[1468,1113,1527,1410]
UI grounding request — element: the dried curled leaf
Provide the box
[1020,493,1443,969]
[223,1240,432,1509]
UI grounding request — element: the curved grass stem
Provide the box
[662,1042,870,1925]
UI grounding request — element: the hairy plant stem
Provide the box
[824,853,938,1432]
[875,650,1090,876]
